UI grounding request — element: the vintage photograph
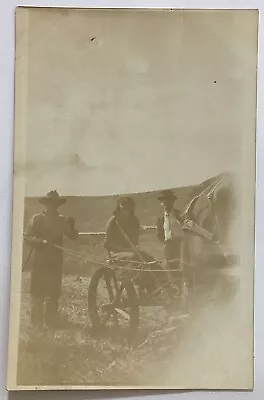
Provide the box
[7,7,258,390]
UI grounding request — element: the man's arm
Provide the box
[63,216,79,241]
[156,217,165,243]
[104,217,132,253]
[104,217,116,252]
[24,215,47,247]
[134,217,140,246]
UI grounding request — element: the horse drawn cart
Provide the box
[86,174,232,343]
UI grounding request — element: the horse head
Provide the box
[182,173,237,247]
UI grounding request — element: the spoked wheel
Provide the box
[88,267,139,343]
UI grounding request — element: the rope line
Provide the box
[53,244,192,272]
[22,236,193,272]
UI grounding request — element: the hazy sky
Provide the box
[21,8,258,196]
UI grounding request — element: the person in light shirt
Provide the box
[156,190,186,268]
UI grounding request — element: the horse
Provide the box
[180,173,237,268]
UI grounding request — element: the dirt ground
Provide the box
[17,250,242,388]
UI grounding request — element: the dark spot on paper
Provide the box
[70,153,97,172]
[90,37,96,42]
[214,81,217,84]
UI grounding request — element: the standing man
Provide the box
[156,190,194,292]
[156,190,185,267]
[24,190,79,328]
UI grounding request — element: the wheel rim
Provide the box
[88,268,139,341]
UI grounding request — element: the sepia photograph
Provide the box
[7,7,258,390]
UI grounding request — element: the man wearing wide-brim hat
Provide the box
[24,190,79,328]
[156,189,196,297]
[156,189,186,266]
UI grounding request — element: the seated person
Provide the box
[104,196,160,293]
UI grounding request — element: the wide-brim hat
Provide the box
[38,190,66,206]
[157,189,177,201]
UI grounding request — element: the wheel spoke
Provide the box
[100,310,114,327]
[104,271,115,302]
[112,284,128,326]
[114,283,125,304]
[102,272,119,327]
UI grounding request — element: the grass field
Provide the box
[17,231,184,387]
[17,273,179,387]
[17,234,235,387]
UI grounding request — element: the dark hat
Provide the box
[39,190,66,206]
[117,196,135,208]
[157,189,177,201]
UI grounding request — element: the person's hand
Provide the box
[33,238,48,246]
[208,193,214,202]
[212,239,220,246]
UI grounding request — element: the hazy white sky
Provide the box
[20,8,258,196]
